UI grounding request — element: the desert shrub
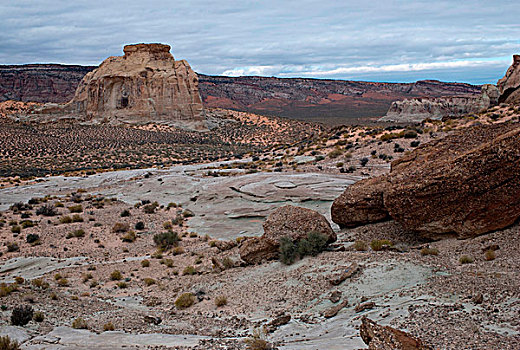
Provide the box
[141,259,150,267]
[71,317,88,329]
[14,277,24,284]
[120,210,131,217]
[410,140,421,147]
[143,278,156,286]
[31,279,49,289]
[57,278,69,287]
[143,202,159,214]
[172,215,184,226]
[103,322,115,331]
[328,148,343,158]
[279,236,298,265]
[68,205,83,213]
[215,295,227,307]
[174,293,195,309]
[72,214,83,223]
[112,222,129,233]
[153,230,180,249]
[10,202,32,213]
[209,240,217,247]
[183,266,197,275]
[36,205,57,216]
[459,255,474,264]
[360,157,369,166]
[160,258,174,268]
[20,220,34,228]
[182,209,195,218]
[172,246,185,255]
[117,282,127,289]
[135,221,145,230]
[403,130,418,138]
[222,257,234,269]
[420,247,439,256]
[485,249,496,261]
[11,305,33,326]
[121,231,136,243]
[163,221,173,230]
[11,226,21,234]
[60,216,73,224]
[110,270,123,281]
[353,240,368,251]
[33,311,44,322]
[189,232,198,238]
[0,336,20,350]
[370,239,393,251]
[6,242,19,252]
[244,328,270,350]
[66,229,85,239]
[0,283,17,298]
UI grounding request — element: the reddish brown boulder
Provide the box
[239,237,279,265]
[331,177,390,228]
[240,205,336,264]
[360,317,432,350]
[385,122,520,238]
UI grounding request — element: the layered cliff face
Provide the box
[498,54,520,105]
[379,84,499,123]
[32,43,207,130]
[0,64,95,103]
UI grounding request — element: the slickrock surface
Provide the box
[498,54,520,105]
[33,43,207,130]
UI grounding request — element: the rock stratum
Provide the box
[0,63,480,124]
[332,121,520,239]
[498,54,520,105]
[27,44,207,130]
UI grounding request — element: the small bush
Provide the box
[135,221,145,230]
[182,209,195,218]
[215,295,227,307]
[11,305,33,326]
[36,205,57,216]
[183,266,197,275]
[360,157,369,167]
[279,236,298,265]
[222,257,234,269]
[485,249,496,261]
[110,270,123,281]
[103,322,115,331]
[143,202,159,214]
[112,222,129,233]
[117,282,127,289]
[420,247,439,256]
[57,278,69,287]
[403,130,418,138]
[0,336,20,350]
[14,277,24,284]
[160,258,174,268]
[6,242,19,252]
[353,240,368,251]
[153,230,180,249]
[72,214,83,223]
[174,293,195,309]
[20,220,34,229]
[459,255,474,264]
[163,221,173,230]
[71,317,88,329]
[143,278,156,286]
[121,231,136,243]
[370,239,393,251]
[11,226,21,234]
[31,279,49,289]
[120,210,131,217]
[141,259,150,267]
[33,311,44,322]
[68,205,83,213]
[60,216,73,224]
[66,229,85,239]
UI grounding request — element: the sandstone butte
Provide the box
[32,43,207,131]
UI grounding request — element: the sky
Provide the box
[1,0,519,84]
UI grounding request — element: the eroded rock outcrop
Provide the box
[498,54,520,105]
[239,205,335,264]
[332,122,520,239]
[380,84,499,123]
[360,317,432,350]
[32,43,206,130]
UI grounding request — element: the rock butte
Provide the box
[33,43,207,131]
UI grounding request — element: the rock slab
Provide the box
[360,317,432,350]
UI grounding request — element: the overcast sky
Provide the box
[1,0,519,84]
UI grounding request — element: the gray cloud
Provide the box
[0,0,519,84]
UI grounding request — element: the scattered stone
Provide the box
[144,316,162,325]
[214,240,237,251]
[360,317,433,350]
[267,313,291,332]
[323,299,349,318]
[330,262,360,286]
[239,237,279,265]
[329,290,342,304]
[471,293,484,305]
[355,301,376,313]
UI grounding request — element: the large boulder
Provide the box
[332,122,520,239]
[239,205,335,264]
[32,43,207,130]
[498,54,520,105]
[360,317,432,350]
[331,177,390,228]
[263,205,336,245]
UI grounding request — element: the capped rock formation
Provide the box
[498,54,520,105]
[239,205,336,264]
[380,84,499,123]
[332,122,520,239]
[33,43,206,130]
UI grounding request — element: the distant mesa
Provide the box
[30,43,207,130]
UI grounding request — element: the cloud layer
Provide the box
[1,0,519,84]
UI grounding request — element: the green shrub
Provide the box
[141,259,150,267]
[57,278,69,287]
[160,258,174,268]
[103,322,115,331]
[117,282,127,289]
[60,216,73,224]
[36,205,57,216]
[353,240,368,251]
[72,214,83,223]
[485,249,496,261]
[121,231,136,243]
[420,247,439,256]
[110,270,123,281]
[222,257,234,269]
[120,210,131,217]
[20,220,34,228]
[143,278,156,286]
[174,293,195,309]
[279,236,298,265]
[153,230,180,249]
[6,242,19,252]
[459,255,474,264]
[215,295,227,307]
[11,225,21,234]
[26,234,40,244]
[370,239,392,251]
[68,205,83,213]
[112,222,129,233]
[183,266,197,275]
[280,232,330,265]
[33,311,44,322]
[135,221,145,230]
